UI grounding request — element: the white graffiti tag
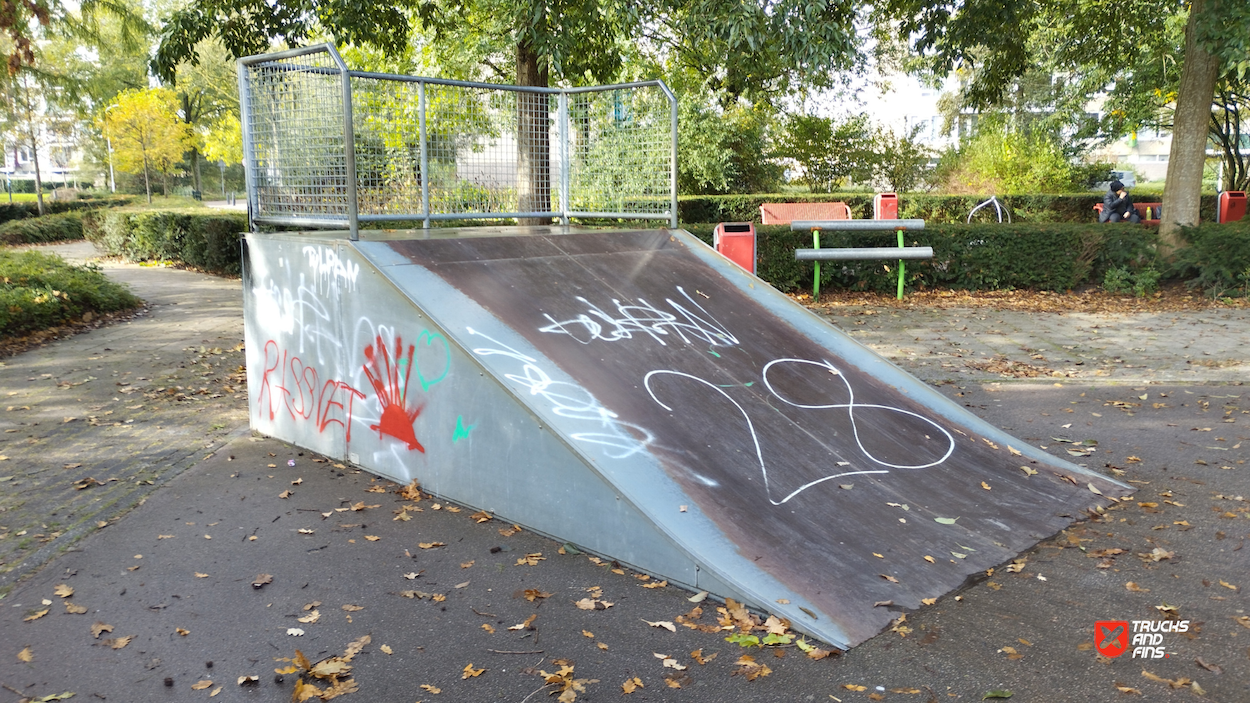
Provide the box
[644,359,956,505]
[467,327,653,459]
[303,245,360,295]
[539,286,738,348]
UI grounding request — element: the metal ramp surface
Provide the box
[242,226,1131,648]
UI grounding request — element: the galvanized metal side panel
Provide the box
[243,234,759,634]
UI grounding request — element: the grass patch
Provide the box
[0,249,141,338]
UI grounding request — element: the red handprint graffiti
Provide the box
[363,334,425,452]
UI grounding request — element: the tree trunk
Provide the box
[142,154,152,204]
[516,39,551,226]
[191,148,202,193]
[18,79,43,215]
[1160,0,1223,252]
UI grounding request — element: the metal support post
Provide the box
[336,54,359,240]
[236,60,258,232]
[559,92,570,225]
[812,229,821,302]
[419,81,430,229]
[896,228,905,300]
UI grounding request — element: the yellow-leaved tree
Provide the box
[200,112,242,196]
[99,88,195,203]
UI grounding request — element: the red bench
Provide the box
[760,201,852,224]
[1093,201,1161,226]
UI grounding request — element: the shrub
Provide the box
[83,209,248,275]
[686,221,1162,294]
[1174,218,1250,297]
[0,212,84,245]
[0,249,141,337]
[678,192,1219,225]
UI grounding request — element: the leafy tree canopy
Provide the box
[154,0,862,99]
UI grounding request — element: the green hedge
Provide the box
[0,249,141,337]
[1175,218,1250,297]
[679,193,1219,225]
[83,209,248,276]
[0,197,132,227]
[0,212,84,245]
[685,222,1160,293]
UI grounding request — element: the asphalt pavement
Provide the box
[0,241,1247,703]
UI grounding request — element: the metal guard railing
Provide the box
[237,44,679,238]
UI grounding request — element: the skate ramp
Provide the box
[243,226,1131,648]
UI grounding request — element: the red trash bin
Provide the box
[713,222,756,274]
[1218,191,1246,223]
[873,193,899,220]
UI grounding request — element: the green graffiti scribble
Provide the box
[416,329,451,391]
[453,415,475,443]
[707,349,721,358]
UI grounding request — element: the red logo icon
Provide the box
[1095,620,1129,658]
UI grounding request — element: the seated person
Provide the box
[1099,180,1141,223]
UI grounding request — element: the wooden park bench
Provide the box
[792,219,931,301]
[1093,201,1162,225]
[760,201,852,224]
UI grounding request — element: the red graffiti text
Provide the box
[258,340,365,440]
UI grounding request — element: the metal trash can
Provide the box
[1218,191,1246,223]
[713,222,756,274]
[873,192,898,220]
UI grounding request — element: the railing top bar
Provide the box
[238,43,341,67]
[238,51,673,99]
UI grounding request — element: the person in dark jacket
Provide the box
[1099,180,1141,223]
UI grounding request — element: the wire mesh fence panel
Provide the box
[244,49,350,223]
[351,77,422,217]
[422,85,560,219]
[567,87,672,217]
[240,44,675,231]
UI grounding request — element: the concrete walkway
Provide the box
[0,245,1247,702]
[0,242,248,588]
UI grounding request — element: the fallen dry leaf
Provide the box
[251,574,273,589]
[380,644,393,655]
[508,614,538,631]
[418,542,445,549]
[691,649,717,665]
[481,623,495,634]
[91,622,113,638]
[17,647,33,662]
[53,584,73,598]
[515,552,545,566]
[622,677,643,694]
[341,604,363,612]
[194,572,209,578]
[642,580,668,589]
[105,635,133,650]
[237,675,259,685]
[644,619,677,632]
[191,680,213,690]
[462,663,485,679]
[65,602,88,615]
[732,654,771,681]
[844,684,868,691]
[176,628,189,636]
[523,589,552,602]
[420,683,441,694]
[364,535,380,542]
[287,628,305,636]
[299,610,321,624]
[24,609,49,622]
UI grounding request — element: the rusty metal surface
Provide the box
[375,229,1132,646]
